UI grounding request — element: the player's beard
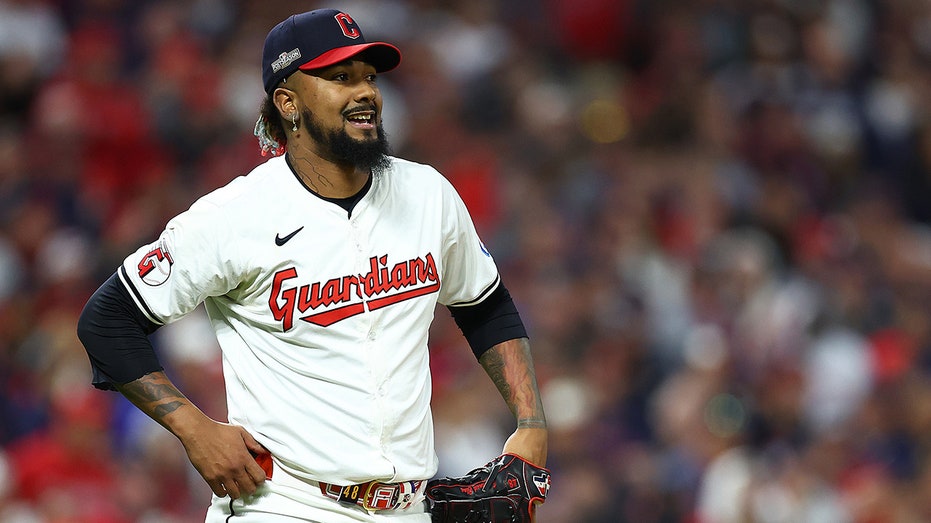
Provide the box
[301,108,391,174]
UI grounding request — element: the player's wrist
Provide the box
[516,418,547,430]
[162,405,215,442]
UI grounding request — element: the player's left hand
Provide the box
[503,429,548,520]
[426,453,551,522]
[502,427,547,468]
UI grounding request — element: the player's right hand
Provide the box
[178,419,270,499]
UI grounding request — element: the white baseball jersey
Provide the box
[118,155,500,485]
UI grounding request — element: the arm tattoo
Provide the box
[152,401,184,418]
[116,372,189,423]
[517,418,547,429]
[481,349,511,401]
[479,338,546,428]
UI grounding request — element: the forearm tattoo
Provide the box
[116,372,188,424]
[480,338,546,428]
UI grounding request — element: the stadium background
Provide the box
[2,0,931,521]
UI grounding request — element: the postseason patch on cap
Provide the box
[271,48,302,73]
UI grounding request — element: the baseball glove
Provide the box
[426,453,551,523]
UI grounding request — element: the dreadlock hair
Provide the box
[254,93,288,157]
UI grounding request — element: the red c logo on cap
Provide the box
[335,12,361,39]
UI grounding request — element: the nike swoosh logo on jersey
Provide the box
[275,226,304,246]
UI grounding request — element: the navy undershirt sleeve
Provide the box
[447,281,528,359]
[76,272,163,391]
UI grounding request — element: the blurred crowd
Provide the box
[3,0,931,521]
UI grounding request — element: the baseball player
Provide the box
[76,8,548,522]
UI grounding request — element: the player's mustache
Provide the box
[342,105,377,117]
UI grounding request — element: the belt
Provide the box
[253,452,425,513]
[318,479,425,512]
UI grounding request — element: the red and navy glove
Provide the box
[426,454,551,523]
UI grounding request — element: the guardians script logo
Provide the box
[268,253,440,330]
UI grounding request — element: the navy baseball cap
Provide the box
[262,9,402,94]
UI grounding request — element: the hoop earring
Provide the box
[291,113,298,132]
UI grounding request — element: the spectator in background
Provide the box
[0,0,66,123]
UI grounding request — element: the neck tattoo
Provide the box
[288,149,333,193]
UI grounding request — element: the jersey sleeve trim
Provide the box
[445,274,500,308]
[119,265,166,326]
